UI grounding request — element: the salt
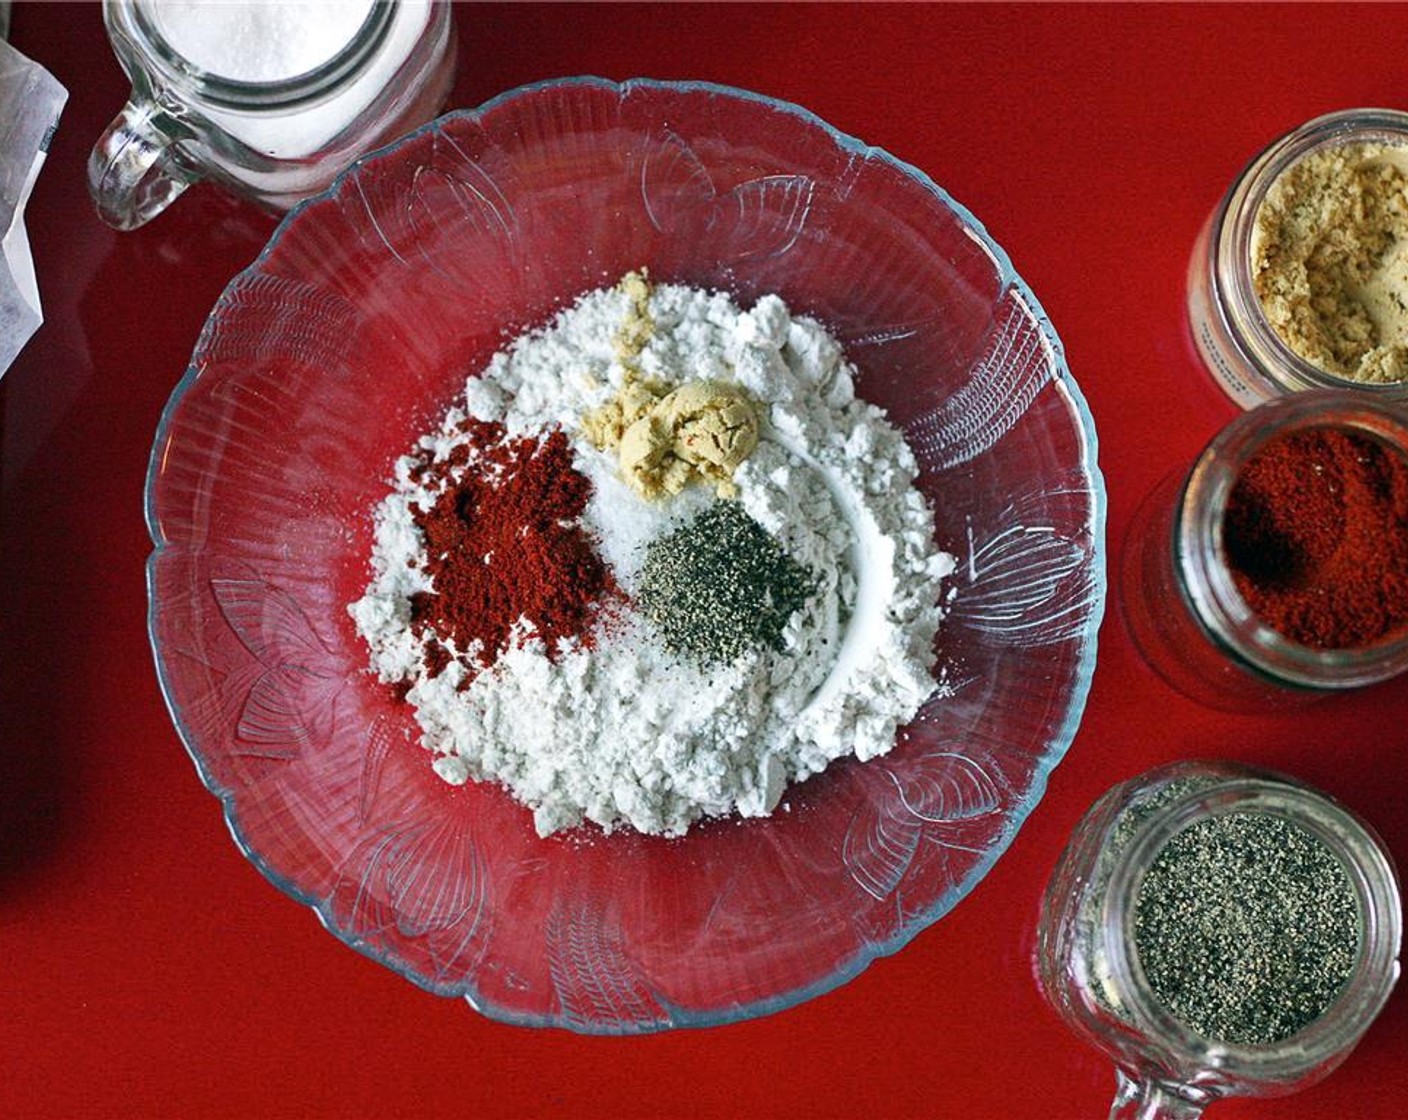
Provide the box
[146,0,433,158]
[152,1,374,82]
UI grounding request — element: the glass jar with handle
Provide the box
[1036,761,1401,1119]
[88,0,456,229]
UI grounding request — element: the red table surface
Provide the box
[2,3,1406,1118]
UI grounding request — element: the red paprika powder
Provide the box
[1222,426,1408,649]
[407,418,621,682]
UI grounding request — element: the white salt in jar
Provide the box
[89,0,456,228]
[1037,761,1401,1118]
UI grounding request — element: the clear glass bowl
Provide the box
[146,77,1106,1032]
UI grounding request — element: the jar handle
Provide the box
[87,97,195,230]
[1109,1070,1210,1120]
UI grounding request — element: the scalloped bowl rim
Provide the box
[144,75,1107,1032]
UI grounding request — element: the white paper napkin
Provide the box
[1,27,68,380]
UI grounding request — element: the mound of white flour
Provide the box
[350,281,955,837]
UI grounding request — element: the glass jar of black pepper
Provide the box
[1188,108,1408,408]
[1036,761,1401,1119]
[1120,390,1408,711]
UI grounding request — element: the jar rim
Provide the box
[112,0,398,112]
[1209,107,1408,399]
[1100,766,1402,1088]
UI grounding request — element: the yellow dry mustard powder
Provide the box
[614,269,655,364]
[588,377,760,500]
[1252,141,1408,383]
[581,377,665,448]
[582,271,762,500]
[618,381,760,499]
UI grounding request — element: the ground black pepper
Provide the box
[1132,812,1360,1046]
[637,500,814,667]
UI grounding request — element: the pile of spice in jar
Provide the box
[1187,110,1408,406]
[1131,807,1361,1045]
[350,273,956,837]
[1251,139,1408,386]
[1222,420,1408,651]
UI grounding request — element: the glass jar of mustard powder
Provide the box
[1120,391,1408,711]
[1188,108,1408,408]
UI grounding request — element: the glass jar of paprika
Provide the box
[1121,390,1408,710]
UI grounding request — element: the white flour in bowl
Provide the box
[350,279,956,837]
